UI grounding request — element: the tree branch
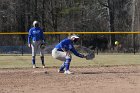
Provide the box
[97,0,109,8]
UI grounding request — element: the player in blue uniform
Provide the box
[52,35,86,74]
[28,21,45,68]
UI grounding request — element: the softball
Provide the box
[115,41,119,45]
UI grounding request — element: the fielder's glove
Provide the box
[85,52,95,60]
[40,43,46,49]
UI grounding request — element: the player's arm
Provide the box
[28,29,32,47]
[70,45,85,58]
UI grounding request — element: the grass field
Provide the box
[0,54,140,68]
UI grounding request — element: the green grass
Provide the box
[0,54,140,68]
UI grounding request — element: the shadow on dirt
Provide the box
[81,71,139,74]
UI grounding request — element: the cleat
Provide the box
[58,69,65,73]
[42,65,45,68]
[64,70,73,74]
[42,64,45,68]
[32,65,36,68]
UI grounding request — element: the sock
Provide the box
[32,56,35,65]
[41,56,45,65]
[59,63,65,71]
[64,58,71,71]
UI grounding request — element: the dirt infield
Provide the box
[0,65,140,93]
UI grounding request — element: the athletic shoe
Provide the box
[64,70,73,74]
[58,69,65,73]
[32,65,36,68]
[42,65,45,68]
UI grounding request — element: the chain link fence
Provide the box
[0,33,140,56]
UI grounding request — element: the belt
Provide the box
[57,49,63,52]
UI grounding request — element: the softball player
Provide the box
[28,21,45,68]
[52,35,86,74]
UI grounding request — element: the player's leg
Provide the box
[52,48,67,61]
[64,56,71,71]
[58,63,65,73]
[40,55,45,68]
[32,56,36,68]
[52,48,66,72]
[31,41,37,68]
[52,48,73,74]
[39,41,45,68]
[64,55,73,74]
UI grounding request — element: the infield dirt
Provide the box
[0,65,140,93]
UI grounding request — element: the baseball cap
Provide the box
[70,35,79,39]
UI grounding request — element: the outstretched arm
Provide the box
[70,46,85,58]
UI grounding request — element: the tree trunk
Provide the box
[42,0,46,31]
[107,0,115,48]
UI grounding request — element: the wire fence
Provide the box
[0,32,140,55]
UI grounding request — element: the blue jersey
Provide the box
[55,38,83,58]
[28,27,44,44]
